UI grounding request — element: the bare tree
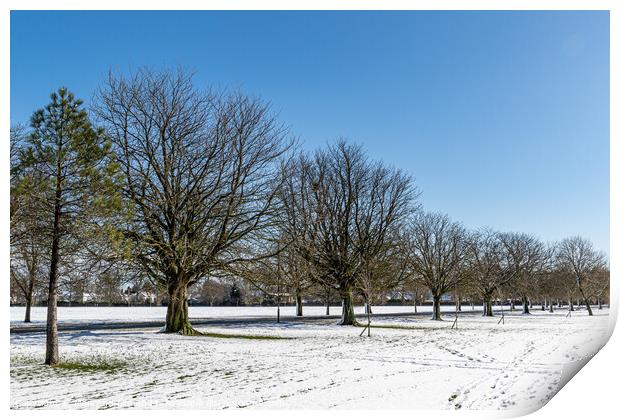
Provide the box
[591,266,610,309]
[463,229,500,316]
[95,69,290,334]
[94,267,128,305]
[499,232,547,315]
[357,236,412,315]
[282,142,418,325]
[537,263,566,314]
[10,239,46,321]
[556,236,606,316]
[280,246,314,316]
[11,124,49,321]
[199,279,227,306]
[405,211,467,321]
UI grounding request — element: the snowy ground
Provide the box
[10,307,611,412]
[11,304,474,325]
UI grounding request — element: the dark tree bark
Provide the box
[483,296,494,316]
[583,299,593,316]
[295,292,303,316]
[325,288,330,315]
[522,296,530,314]
[23,265,36,323]
[164,281,196,335]
[431,294,442,321]
[45,185,61,366]
[24,297,32,323]
[339,288,357,325]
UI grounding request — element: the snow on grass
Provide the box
[10,304,499,325]
[10,307,611,411]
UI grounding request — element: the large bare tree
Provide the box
[282,141,418,325]
[556,236,606,316]
[499,232,548,315]
[463,229,517,316]
[95,69,290,334]
[405,211,467,321]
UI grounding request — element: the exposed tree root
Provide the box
[160,322,204,336]
[337,320,362,327]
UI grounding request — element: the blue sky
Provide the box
[10,10,610,256]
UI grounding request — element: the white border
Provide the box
[2,2,617,420]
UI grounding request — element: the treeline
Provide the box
[10,69,609,366]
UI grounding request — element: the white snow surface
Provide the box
[11,304,481,325]
[10,307,611,411]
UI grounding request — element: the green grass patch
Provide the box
[53,358,127,373]
[202,332,291,340]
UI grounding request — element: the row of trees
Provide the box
[254,156,609,323]
[10,69,609,366]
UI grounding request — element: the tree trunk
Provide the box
[522,296,530,314]
[325,289,330,315]
[569,300,574,311]
[45,182,62,366]
[295,292,303,316]
[549,299,554,313]
[483,296,493,316]
[510,300,515,311]
[164,282,199,335]
[25,297,32,323]
[431,294,442,321]
[24,270,36,323]
[338,288,356,325]
[598,299,602,310]
[45,259,59,366]
[583,299,593,316]
[576,282,593,316]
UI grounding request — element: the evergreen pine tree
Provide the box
[19,87,119,365]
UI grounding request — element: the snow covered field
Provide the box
[11,304,483,325]
[10,308,611,412]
